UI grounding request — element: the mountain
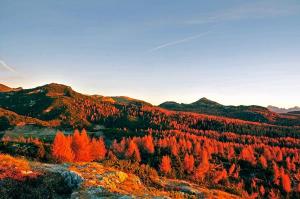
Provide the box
[267,105,300,113]
[0,83,152,130]
[0,83,116,129]
[0,84,11,92]
[160,98,280,123]
[1,83,300,132]
[288,111,300,115]
[0,84,22,92]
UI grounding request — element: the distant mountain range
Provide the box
[159,98,300,125]
[267,105,300,114]
[159,98,279,123]
[1,83,300,130]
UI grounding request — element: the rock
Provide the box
[61,170,83,190]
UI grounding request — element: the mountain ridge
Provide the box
[159,98,279,123]
[267,105,300,114]
[0,83,22,92]
[1,83,300,130]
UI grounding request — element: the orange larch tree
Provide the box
[90,137,107,161]
[195,149,210,181]
[184,153,195,173]
[213,169,227,184]
[72,129,92,162]
[125,139,141,162]
[52,131,74,162]
[281,172,291,193]
[193,142,201,156]
[272,161,280,185]
[160,155,172,174]
[228,163,236,176]
[259,155,268,169]
[143,135,155,154]
[239,146,256,165]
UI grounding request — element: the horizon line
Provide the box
[1,81,298,109]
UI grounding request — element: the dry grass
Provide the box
[68,162,241,199]
[0,153,38,181]
[69,162,179,198]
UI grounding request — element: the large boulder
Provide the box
[61,170,83,190]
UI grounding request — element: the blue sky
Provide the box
[1,0,300,107]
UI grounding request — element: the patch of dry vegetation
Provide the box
[69,162,154,195]
[69,162,242,198]
[0,153,38,181]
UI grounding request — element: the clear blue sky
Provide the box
[1,0,300,107]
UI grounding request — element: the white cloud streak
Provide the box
[0,59,16,73]
[148,31,211,52]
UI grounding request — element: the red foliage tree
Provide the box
[193,142,201,156]
[160,155,172,174]
[276,151,283,162]
[170,143,178,156]
[272,161,280,185]
[228,163,236,176]
[143,135,155,154]
[195,149,210,181]
[52,131,74,162]
[259,155,268,169]
[72,129,92,162]
[227,146,235,160]
[281,173,291,193]
[214,169,227,184]
[184,153,195,173]
[239,146,256,165]
[125,140,141,162]
[90,137,107,161]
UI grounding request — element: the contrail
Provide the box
[0,59,16,73]
[148,30,211,52]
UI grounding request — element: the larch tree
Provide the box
[228,163,236,176]
[195,149,210,181]
[259,155,268,169]
[193,142,201,156]
[125,139,141,162]
[276,151,283,162]
[52,131,74,162]
[160,155,172,174]
[183,153,194,173]
[170,144,179,157]
[213,169,227,184]
[281,173,291,193]
[239,146,256,165]
[143,135,155,154]
[90,137,107,161]
[72,129,92,162]
[272,161,280,185]
[227,146,235,160]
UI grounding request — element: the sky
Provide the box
[1,0,300,107]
